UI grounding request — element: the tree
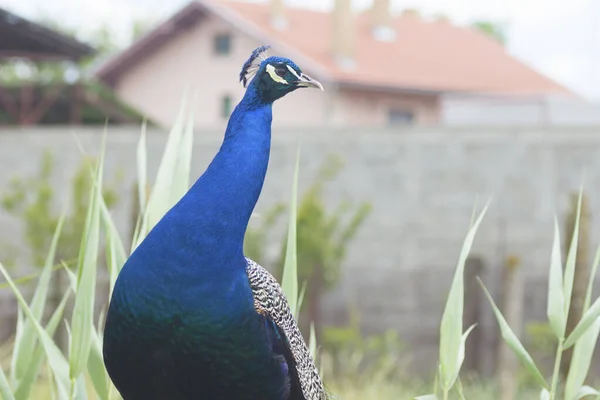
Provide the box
[0,15,152,87]
[1,150,120,347]
[471,20,507,45]
[277,155,371,339]
[1,150,119,267]
[244,204,286,265]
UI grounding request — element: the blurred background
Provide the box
[0,0,599,397]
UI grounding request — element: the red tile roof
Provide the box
[96,0,573,97]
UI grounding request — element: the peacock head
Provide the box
[239,45,323,103]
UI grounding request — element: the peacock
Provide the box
[102,46,328,400]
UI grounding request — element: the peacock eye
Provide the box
[275,67,287,77]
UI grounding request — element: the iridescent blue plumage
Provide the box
[103,47,326,400]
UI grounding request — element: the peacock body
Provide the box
[102,46,327,400]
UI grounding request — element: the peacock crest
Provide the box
[239,45,271,87]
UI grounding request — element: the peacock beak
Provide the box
[296,73,324,91]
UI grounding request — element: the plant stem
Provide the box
[550,338,564,399]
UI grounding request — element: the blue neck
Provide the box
[174,85,272,265]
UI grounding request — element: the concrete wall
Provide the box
[2,125,600,375]
[442,95,600,126]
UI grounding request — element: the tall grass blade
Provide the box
[548,217,566,338]
[69,141,104,380]
[137,121,148,213]
[478,277,548,389]
[87,329,109,400]
[0,365,15,400]
[46,363,58,400]
[563,187,583,320]
[101,197,127,296]
[0,260,71,398]
[170,107,194,204]
[13,288,71,400]
[10,308,24,385]
[281,146,300,314]
[439,200,490,390]
[309,322,317,360]
[565,244,600,399]
[63,261,77,291]
[143,96,188,233]
[13,214,65,381]
[295,281,307,320]
[455,377,466,400]
[132,122,148,251]
[73,374,87,400]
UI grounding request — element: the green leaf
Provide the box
[567,329,600,399]
[0,365,15,400]
[564,244,600,400]
[564,299,600,349]
[281,145,300,315]
[13,214,65,381]
[456,324,477,375]
[439,200,490,390]
[585,243,600,311]
[478,277,548,389]
[69,141,103,380]
[575,386,600,399]
[0,260,71,398]
[563,188,583,320]
[548,217,566,339]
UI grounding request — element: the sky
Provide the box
[1,0,599,101]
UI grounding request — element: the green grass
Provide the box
[1,104,600,399]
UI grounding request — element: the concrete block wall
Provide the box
[2,125,600,375]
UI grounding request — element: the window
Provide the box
[221,95,232,119]
[388,108,415,126]
[214,33,231,55]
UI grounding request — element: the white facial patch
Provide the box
[286,64,301,80]
[266,64,289,85]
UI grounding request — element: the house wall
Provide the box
[333,87,441,126]
[2,125,600,376]
[113,14,328,130]
[110,13,440,129]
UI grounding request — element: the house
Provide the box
[0,7,146,126]
[94,0,572,129]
